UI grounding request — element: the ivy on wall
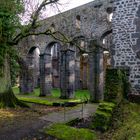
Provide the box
[104,68,130,103]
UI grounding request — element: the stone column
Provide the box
[33,53,40,88]
[75,57,81,90]
[89,51,96,101]
[98,49,104,101]
[60,49,75,99]
[20,70,33,94]
[19,56,34,94]
[89,40,104,102]
[40,54,45,96]
[40,53,52,96]
[52,58,59,88]
[82,57,88,89]
[60,50,67,98]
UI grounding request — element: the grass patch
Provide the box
[13,87,90,100]
[12,87,90,105]
[75,90,90,100]
[18,97,53,106]
[104,100,140,140]
[44,123,97,140]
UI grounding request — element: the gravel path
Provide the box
[0,103,98,140]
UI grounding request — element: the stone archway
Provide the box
[60,46,76,99]
[19,46,40,94]
[73,36,89,90]
[88,30,112,102]
[39,42,61,96]
[39,42,76,99]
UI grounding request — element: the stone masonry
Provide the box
[18,0,140,100]
[112,0,140,95]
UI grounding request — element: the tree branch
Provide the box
[12,0,59,45]
[31,0,59,28]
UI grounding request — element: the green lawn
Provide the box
[44,124,97,140]
[12,87,90,106]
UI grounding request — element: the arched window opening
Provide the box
[103,50,111,68]
[51,43,58,58]
[108,13,113,22]
[50,23,55,33]
[26,47,40,89]
[45,42,61,89]
[76,15,81,29]
[80,40,85,48]
[32,35,35,40]
[103,38,106,45]
[106,7,113,22]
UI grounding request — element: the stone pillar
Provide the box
[60,50,67,98]
[40,54,45,96]
[40,53,52,96]
[75,57,81,90]
[60,49,75,99]
[82,57,88,89]
[89,41,104,102]
[89,52,96,101]
[20,70,33,94]
[19,56,34,94]
[33,53,40,88]
[97,49,104,101]
[52,58,59,88]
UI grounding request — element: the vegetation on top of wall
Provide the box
[92,101,116,132]
[93,68,130,132]
[104,68,130,103]
[103,100,140,140]
[44,123,97,140]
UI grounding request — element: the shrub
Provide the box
[92,102,116,131]
[104,68,129,103]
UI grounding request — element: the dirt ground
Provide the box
[0,104,62,140]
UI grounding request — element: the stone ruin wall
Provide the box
[113,0,140,94]
[24,0,140,101]
[17,0,140,98]
[18,0,112,56]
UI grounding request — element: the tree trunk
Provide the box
[0,57,28,108]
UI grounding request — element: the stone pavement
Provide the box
[0,103,98,140]
[40,103,98,123]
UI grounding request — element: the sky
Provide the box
[42,0,94,17]
[22,0,94,24]
[53,0,94,14]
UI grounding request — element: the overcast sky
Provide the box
[22,0,94,24]
[46,0,94,16]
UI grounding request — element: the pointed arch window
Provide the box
[76,15,81,29]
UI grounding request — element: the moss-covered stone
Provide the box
[92,102,116,131]
[44,123,97,140]
[0,88,28,108]
[104,68,129,103]
[105,101,140,140]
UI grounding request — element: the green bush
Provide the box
[44,124,97,140]
[109,101,140,140]
[104,68,129,103]
[92,102,116,131]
